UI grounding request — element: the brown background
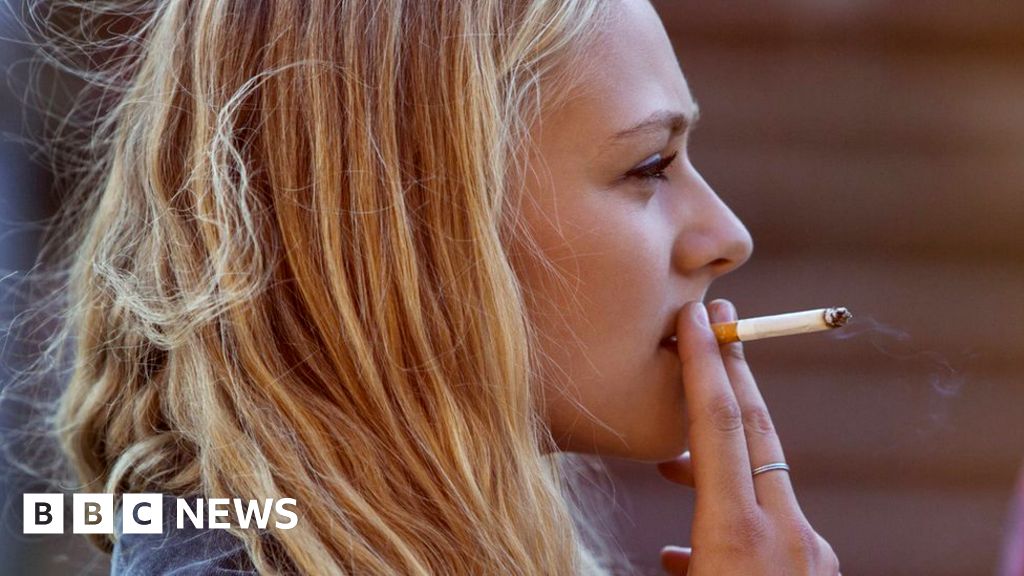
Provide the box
[600,2,1024,575]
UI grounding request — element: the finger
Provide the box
[676,300,757,517]
[708,298,800,513]
[656,450,694,488]
[660,545,691,575]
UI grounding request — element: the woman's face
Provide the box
[512,0,754,462]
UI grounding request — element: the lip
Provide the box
[660,297,706,345]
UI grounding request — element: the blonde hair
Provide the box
[4,0,635,574]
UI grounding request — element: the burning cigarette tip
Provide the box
[824,307,852,328]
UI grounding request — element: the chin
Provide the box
[550,413,691,461]
[622,409,692,462]
[603,426,690,463]
[626,439,689,463]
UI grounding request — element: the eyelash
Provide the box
[625,151,679,182]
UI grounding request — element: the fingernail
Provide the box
[723,299,737,322]
[708,300,726,323]
[691,302,708,327]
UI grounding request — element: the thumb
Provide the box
[656,450,694,488]
[660,545,691,575]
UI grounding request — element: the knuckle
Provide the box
[742,406,777,438]
[681,328,721,361]
[741,514,771,546]
[817,536,841,572]
[724,512,770,551]
[783,521,821,561]
[722,342,746,361]
[706,394,744,432]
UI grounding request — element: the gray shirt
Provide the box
[111,495,258,575]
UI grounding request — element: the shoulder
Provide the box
[111,494,258,576]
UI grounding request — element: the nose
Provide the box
[672,170,754,278]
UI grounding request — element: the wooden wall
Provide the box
[602,2,1024,575]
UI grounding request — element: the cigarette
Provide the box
[710,306,852,345]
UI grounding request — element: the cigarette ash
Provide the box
[824,307,852,328]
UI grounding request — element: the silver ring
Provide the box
[752,462,790,477]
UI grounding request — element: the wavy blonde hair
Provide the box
[3,0,635,574]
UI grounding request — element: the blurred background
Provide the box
[603,2,1024,575]
[1,1,1022,575]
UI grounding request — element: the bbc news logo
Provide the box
[23,493,298,534]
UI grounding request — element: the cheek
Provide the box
[531,215,683,450]
[535,212,665,346]
[572,212,667,346]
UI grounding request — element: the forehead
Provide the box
[540,0,697,156]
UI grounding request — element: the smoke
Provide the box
[826,312,977,395]
[823,312,983,443]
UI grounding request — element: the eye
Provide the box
[625,151,679,182]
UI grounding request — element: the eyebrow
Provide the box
[599,105,701,152]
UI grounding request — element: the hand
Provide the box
[655,299,842,576]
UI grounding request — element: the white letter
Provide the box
[73,493,113,534]
[123,494,163,534]
[208,498,231,529]
[23,494,64,534]
[274,498,298,529]
[177,498,204,529]
[233,499,273,529]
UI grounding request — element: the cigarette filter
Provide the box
[711,307,852,345]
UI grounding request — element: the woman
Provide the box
[19,0,841,573]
